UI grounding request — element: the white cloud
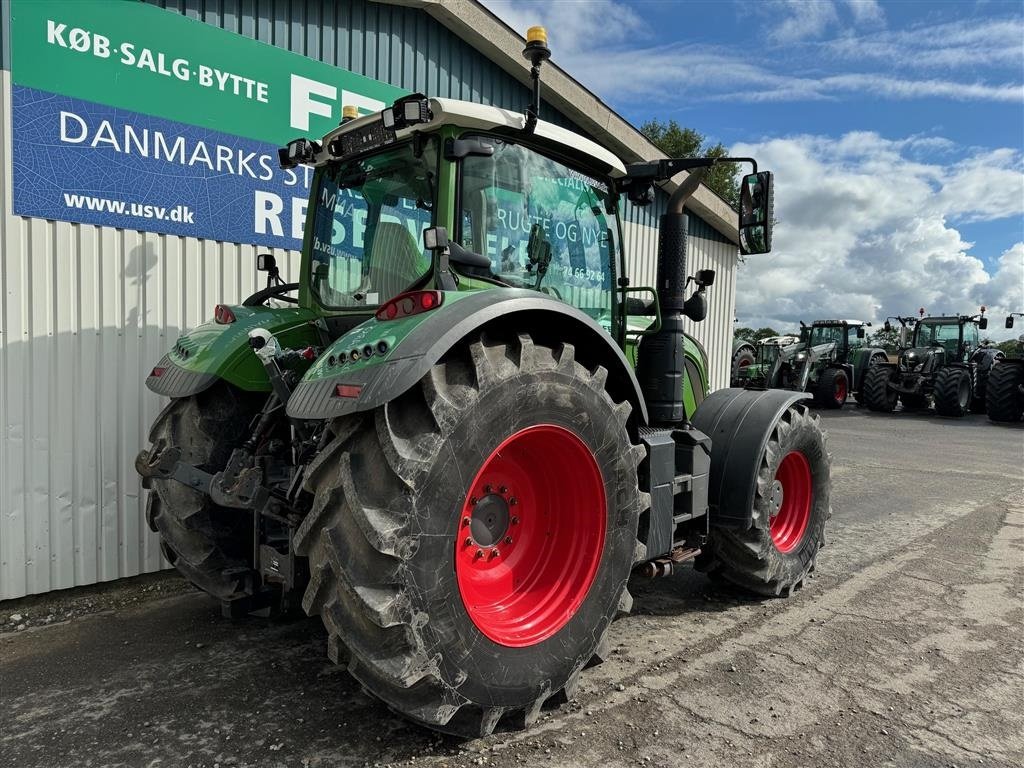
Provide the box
[731,132,1024,340]
[764,1,840,44]
[845,0,885,25]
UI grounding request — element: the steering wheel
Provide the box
[242,282,300,306]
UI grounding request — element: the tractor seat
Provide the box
[368,222,428,299]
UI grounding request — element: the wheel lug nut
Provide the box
[484,484,492,493]
[475,549,484,559]
[509,498,518,506]
[504,536,513,545]
[499,486,508,494]
[491,549,500,558]
[470,497,478,505]
[511,516,520,525]
[464,537,473,547]
[462,516,471,526]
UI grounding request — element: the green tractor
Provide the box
[863,309,992,416]
[734,320,887,408]
[136,31,831,737]
[986,313,1024,423]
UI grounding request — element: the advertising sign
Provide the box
[9,0,407,249]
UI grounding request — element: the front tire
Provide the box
[145,384,260,599]
[863,365,898,412]
[814,368,848,409]
[296,334,645,736]
[933,367,971,417]
[697,404,830,596]
[986,361,1024,422]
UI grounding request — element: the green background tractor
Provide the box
[863,310,992,416]
[733,321,888,408]
[136,38,831,737]
[986,313,1024,423]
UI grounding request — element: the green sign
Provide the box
[9,0,406,145]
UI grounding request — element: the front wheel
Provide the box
[986,361,1024,422]
[813,368,848,409]
[296,333,645,736]
[933,367,971,417]
[697,404,830,597]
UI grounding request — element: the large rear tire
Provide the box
[813,367,848,409]
[296,333,646,736]
[863,365,898,412]
[731,345,756,387]
[986,361,1024,422]
[697,404,830,597]
[852,353,888,404]
[145,384,260,599]
[933,367,971,417]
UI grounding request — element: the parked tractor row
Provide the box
[135,29,832,738]
[731,310,1024,423]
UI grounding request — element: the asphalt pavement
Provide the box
[1,407,1022,768]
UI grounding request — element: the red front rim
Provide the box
[835,375,847,404]
[769,451,812,553]
[455,424,606,648]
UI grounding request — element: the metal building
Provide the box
[0,0,741,599]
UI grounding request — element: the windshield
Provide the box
[914,321,960,347]
[809,325,843,346]
[308,140,437,309]
[459,136,615,320]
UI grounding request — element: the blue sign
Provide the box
[11,85,314,250]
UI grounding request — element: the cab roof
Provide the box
[319,97,628,178]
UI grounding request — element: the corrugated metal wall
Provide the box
[0,0,737,599]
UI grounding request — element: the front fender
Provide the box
[690,388,812,530]
[287,288,649,424]
[146,305,319,397]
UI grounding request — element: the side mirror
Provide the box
[423,226,449,251]
[277,137,321,170]
[696,268,716,288]
[884,320,892,332]
[683,292,707,322]
[1007,316,1015,329]
[257,254,277,272]
[857,326,866,338]
[979,317,988,330]
[739,171,773,256]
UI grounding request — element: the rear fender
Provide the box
[146,305,319,398]
[850,347,888,390]
[690,388,812,530]
[287,288,649,426]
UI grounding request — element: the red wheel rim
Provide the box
[835,375,847,404]
[455,424,606,647]
[769,451,812,553]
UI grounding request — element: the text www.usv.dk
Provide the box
[63,193,195,223]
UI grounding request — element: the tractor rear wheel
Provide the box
[146,384,260,599]
[697,404,830,597]
[731,345,756,387]
[986,361,1024,422]
[296,333,645,736]
[813,368,848,409]
[863,365,898,412]
[933,367,971,417]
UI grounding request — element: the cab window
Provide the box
[458,136,614,320]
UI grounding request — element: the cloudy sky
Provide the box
[482,0,1024,339]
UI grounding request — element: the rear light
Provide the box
[333,384,362,398]
[375,290,444,322]
[150,366,167,378]
[214,304,236,324]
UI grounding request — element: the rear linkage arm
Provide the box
[137,329,320,521]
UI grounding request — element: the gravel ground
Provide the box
[1,408,1022,768]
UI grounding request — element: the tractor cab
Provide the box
[905,313,985,369]
[804,320,869,364]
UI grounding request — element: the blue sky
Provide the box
[483,0,1024,338]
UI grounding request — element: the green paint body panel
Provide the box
[303,291,478,382]
[169,305,320,391]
